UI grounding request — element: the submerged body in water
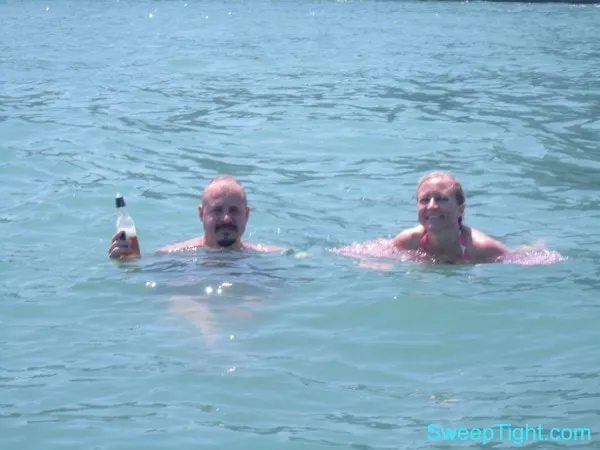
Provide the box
[129,247,291,347]
[331,238,566,268]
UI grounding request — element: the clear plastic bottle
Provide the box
[115,193,141,256]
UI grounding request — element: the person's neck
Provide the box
[426,226,461,250]
[203,235,244,250]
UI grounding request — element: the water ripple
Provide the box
[2,1,600,450]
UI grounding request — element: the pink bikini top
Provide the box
[419,228,471,261]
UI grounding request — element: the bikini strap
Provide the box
[420,228,471,261]
[459,227,471,261]
[419,232,428,251]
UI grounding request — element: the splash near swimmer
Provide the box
[331,239,566,267]
[331,172,566,267]
[500,240,567,266]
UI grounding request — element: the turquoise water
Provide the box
[2,1,599,448]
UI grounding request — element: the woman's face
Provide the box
[417,177,464,232]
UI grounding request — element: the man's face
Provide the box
[199,182,250,248]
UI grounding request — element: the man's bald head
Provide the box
[198,175,250,248]
[202,175,247,207]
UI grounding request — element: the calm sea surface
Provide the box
[2,1,599,449]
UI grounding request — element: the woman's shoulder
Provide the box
[467,227,509,262]
[391,226,425,251]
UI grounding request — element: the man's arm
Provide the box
[108,231,141,260]
[246,243,285,253]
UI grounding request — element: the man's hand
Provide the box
[108,231,141,260]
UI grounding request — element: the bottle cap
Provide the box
[115,193,126,208]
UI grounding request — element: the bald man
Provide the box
[108,175,281,259]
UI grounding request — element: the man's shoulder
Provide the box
[156,237,284,254]
[157,237,205,253]
[244,242,284,253]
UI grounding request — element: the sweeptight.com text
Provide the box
[427,423,592,445]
